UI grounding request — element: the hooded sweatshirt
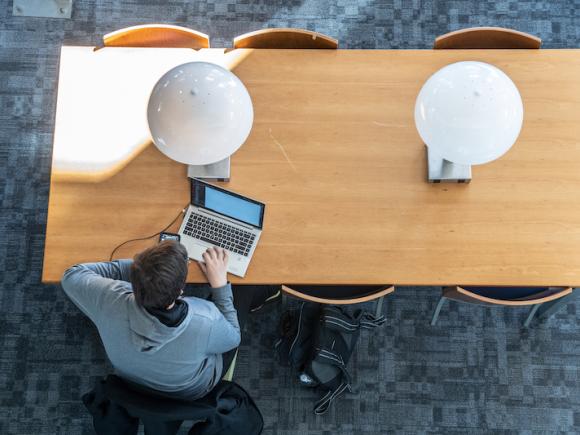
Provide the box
[61,260,240,399]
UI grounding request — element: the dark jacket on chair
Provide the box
[82,375,263,435]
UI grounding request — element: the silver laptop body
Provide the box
[178,179,265,277]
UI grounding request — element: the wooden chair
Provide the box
[434,27,541,49]
[282,285,394,316]
[102,24,209,49]
[430,286,573,327]
[233,28,338,49]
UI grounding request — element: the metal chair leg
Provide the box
[523,304,540,328]
[430,296,446,325]
[375,295,385,317]
[534,292,575,322]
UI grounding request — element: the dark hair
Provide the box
[130,241,189,309]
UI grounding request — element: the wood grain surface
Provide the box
[43,49,580,286]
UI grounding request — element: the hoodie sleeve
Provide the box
[205,283,241,354]
[61,260,134,324]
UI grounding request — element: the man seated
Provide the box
[61,241,278,399]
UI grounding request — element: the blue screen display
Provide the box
[204,187,263,227]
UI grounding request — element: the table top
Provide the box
[43,48,580,286]
[51,47,246,182]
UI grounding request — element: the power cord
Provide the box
[109,206,188,261]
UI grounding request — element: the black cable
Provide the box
[109,206,187,261]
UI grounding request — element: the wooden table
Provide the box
[43,48,580,287]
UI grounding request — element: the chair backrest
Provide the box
[444,286,573,306]
[233,28,338,49]
[281,285,394,305]
[103,24,209,49]
[434,27,541,49]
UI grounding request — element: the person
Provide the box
[61,241,279,400]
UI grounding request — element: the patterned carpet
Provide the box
[1,0,580,433]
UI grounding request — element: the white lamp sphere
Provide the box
[414,61,523,165]
[147,62,253,165]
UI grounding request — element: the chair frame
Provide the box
[434,27,542,50]
[222,350,237,382]
[101,24,209,49]
[233,28,338,49]
[281,285,394,317]
[534,291,577,321]
[430,286,573,327]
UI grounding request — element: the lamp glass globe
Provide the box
[147,62,254,166]
[414,61,523,166]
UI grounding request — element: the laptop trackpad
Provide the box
[184,241,209,262]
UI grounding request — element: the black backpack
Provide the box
[275,302,385,414]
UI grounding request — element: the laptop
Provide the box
[178,178,265,277]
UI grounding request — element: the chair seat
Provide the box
[432,286,574,327]
[461,286,550,300]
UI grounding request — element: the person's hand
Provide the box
[197,247,229,288]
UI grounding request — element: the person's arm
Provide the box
[198,248,241,353]
[206,283,241,353]
[61,260,133,323]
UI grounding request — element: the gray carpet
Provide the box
[1,0,580,433]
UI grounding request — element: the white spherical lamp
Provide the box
[147,62,253,180]
[414,61,523,182]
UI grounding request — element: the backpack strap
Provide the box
[321,306,386,332]
[313,381,350,415]
[311,347,353,415]
[359,311,386,329]
[314,348,352,384]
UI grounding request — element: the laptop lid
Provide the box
[190,178,265,229]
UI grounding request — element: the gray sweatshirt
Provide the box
[61,260,240,399]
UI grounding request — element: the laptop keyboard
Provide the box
[183,213,256,256]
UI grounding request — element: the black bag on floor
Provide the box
[275,301,321,370]
[275,302,385,414]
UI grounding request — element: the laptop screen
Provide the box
[190,178,265,228]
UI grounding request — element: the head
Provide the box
[130,241,189,309]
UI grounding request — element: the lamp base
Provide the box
[187,157,230,182]
[426,146,471,183]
